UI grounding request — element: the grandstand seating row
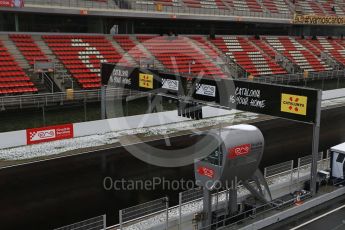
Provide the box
[132,0,291,15]
[0,40,38,95]
[9,34,48,65]
[1,33,345,95]
[21,0,345,16]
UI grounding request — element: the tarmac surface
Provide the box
[295,205,345,230]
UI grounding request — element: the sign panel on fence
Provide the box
[0,0,24,7]
[293,14,345,25]
[26,124,74,145]
[218,79,319,123]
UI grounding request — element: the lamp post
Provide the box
[188,60,195,74]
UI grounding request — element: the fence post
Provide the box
[290,160,294,192]
[166,197,169,230]
[179,192,182,230]
[264,167,267,178]
[103,215,107,230]
[119,209,123,230]
[297,158,301,183]
[1,98,4,111]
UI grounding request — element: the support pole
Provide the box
[14,13,19,32]
[179,192,182,230]
[119,210,123,230]
[310,90,322,196]
[202,188,212,229]
[101,85,106,119]
[103,214,107,230]
[229,187,237,215]
[84,95,87,122]
[166,197,169,230]
[42,105,46,126]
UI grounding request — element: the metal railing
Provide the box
[250,69,345,84]
[119,197,169,230]
[54,215,106,230]
[0,87,134,110]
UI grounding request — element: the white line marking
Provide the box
[290,204,345,230]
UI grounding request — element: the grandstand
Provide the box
[0,0,345,96]
[0,33,345,94]
[16,0,345,17]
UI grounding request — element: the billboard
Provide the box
[0,0,24,7]
[26,124,74,145]
[293,14,345,26]
[101,64,320,123]
[218,79,319,124]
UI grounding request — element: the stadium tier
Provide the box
[136,35,226,78]
[294,0,345,16]
[7,0,345,18]
[9,34,48,66]
[1,33,345,95]
[0,40,38,95]
[42,35,129,89]
[211,36,287,76]
[113,35,150,63]
[264,36,332,72]
[296,36,345,65]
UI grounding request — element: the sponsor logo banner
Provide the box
[26,124,74,145]
[110,67,131,86]
[162,78,179,91]
[139,73,153,89]
[0,0,24,7]
[197,166,215,178]
[196,84,216,97]
[293,14,345,25]
[281,93,307,116]
[228,144,251,159]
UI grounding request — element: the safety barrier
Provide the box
[119,197,169,230]
[54,215,106,230]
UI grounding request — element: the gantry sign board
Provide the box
[101,64,319,124]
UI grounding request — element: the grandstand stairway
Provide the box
[136,35,227,78]
[261,0,291,15]
[188,36,230,75]
[34,35,58,61]
[34,35,80,91]
[106,36,136,66]
[129,35,165,70]
[294,0,325,15]
[1,35,30,70]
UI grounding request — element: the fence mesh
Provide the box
[264,160,293,178]
[54,215,105,230]
[120,197,168,223]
